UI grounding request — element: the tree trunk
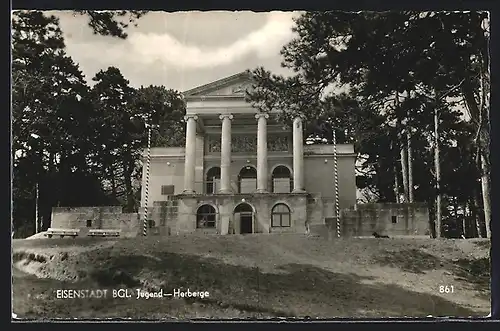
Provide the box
[400,145,409,203]
[472,200,481,238]
[468,199,476,238]
[461,80,491,239]
[453,197,457,226]
[405,92,414,204]
[391,140,400,203]
[474,182,485,238]
[35,182,39,234]
[394,165,400,203]
[434,102,442,238]
[470,149,483,238]
[478,43,491,239]
[480,152,491,238]
[463,201,470,238]
[454,197,462,237]
[123,157,136,213]
[110,167,117,201]
[395,91,408,203]
[407,131,414,203]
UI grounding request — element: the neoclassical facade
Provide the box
[140,72,357,235]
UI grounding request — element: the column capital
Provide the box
[293,115,305,122]
[293,115,305,129]
[219,114,234,121]
[255,112,270,120]
[184,114,198,121]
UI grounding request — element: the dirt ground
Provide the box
[12,234,491,319]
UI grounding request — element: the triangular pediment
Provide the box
[183,71,254,98]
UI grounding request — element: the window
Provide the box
[161,185,175,195]
[272,166,292,193]
[206,167,221,194]
[271,203,291,227]
[238,166,257,193]
[86,220,92,227]
[196,205,216,228]
[392,216,397,224]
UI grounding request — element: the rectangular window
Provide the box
[86,220,92,227]
[206,179,220,194]
[273,178,291,193]
[213,179,220,193]
[271,214,279,227]
[281,214,291,227]
[161,185,175,195]
[197,216,216,228]
[391,216,397,224]
[240,178,257,193]
[271,214,291,227]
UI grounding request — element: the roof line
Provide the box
[182,71,250,96]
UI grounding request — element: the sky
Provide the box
[50,11,301,92]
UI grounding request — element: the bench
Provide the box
[45,228,80,239]
[88,229,121,237]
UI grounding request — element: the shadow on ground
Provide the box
[473,240,490,250]
[453,257,490,296]
[371,248,490,299]
[13,248,481,319]
[13,237,118,249]
[373,249,445,274]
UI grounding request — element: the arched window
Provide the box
[271,203,291,227]
[272,166,292,193]
[196,205,216,228]
[206,167,221,194]
[238,166,257,193]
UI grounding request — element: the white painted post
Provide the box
[333,129,340,238]
[143,124,152,237]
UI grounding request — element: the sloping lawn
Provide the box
[12,235,491,319]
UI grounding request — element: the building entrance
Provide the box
[234,203,253,234]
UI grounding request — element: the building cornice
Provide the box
[183,71,251,98]
[186,95,246,101]
[304,153,357,158]
[144,152,357,161]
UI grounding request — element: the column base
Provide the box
[254,189,269,194]
[217,189,233,194]
[292,188,306,193]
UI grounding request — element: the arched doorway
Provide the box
[238,166,257,193]
[206,167,221,194]
[234,203,254,234]
[271,165,292,193]
[196,204,217,229]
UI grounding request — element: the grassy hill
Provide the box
[12,234,491,319]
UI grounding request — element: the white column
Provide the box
[292,116,305,192]
[219,114,233,193]
[255,112,269,193]
[183,115,198,194]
